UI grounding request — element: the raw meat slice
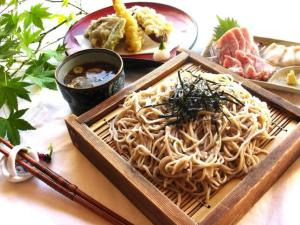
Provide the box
[258,71,273,81]
[235,50,275,80]
[231,27,246,52]
[235,50,253,66]
[244,64,258,79]
[246,52,276,75]
[216,30,239,64]
[240,27,259,55]
[212,27,275,81]
[214,28,258,64]
[223,55,242,67]
[233,50,257,79]
[218,47,231,65]
[223,55,244,75]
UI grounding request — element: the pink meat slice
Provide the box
[244,64,259,80]
[240,27,259,55]
[235,50,275,80]
[223,55,244,75]
[246,53,276,80]
[216,30,239,64]
[235,50,253,69]
[234,51,257,79]
[231,27,246,52]
[213,27,275,80]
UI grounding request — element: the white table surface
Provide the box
[1,0,300,224]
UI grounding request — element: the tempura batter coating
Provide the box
[113,0,143,52]
[133,6,173,43]
[84,15,125,50]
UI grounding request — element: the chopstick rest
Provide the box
[0,145,39,183]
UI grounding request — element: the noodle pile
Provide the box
[109,71,273,205]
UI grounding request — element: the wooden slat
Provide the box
[254,36,300,47]
[90,108,123,131]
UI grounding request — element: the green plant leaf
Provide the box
[0,66,31,110]
[5,57,14,68]
[25,53,57,90]
[17,29,41,57]
[67,12,76,24]
[213,16,240,41]
[51,13,68,24]
[0,13,19,33]
[26,68,56,89]
[0,1,84,143]
[22,11,31,29]
[0,109,35,145]
[8,0,18,6]
[0,38,19,59]
[22,3,51,29]
[51,12,75,25]
[43,44,66,62]
[19,29,41,47]
[21,45,33,58]
[62,0,69,7]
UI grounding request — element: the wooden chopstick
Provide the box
[0,137,133,225]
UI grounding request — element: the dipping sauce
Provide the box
[64,62,117,88]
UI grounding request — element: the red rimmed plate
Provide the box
[64,2,198,60]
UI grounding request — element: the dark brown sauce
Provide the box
[64,62,117,88]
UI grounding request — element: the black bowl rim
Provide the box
[55,48,124,90]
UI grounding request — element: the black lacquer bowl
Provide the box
[55,49,125,115]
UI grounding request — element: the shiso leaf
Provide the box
[213,16,240,41]
[0,109,35,145]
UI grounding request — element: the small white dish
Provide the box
[268,66,300,94]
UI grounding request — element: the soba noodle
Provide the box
[109,71,272,205]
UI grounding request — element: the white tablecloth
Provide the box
[1,0,300,224]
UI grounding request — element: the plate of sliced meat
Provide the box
[202,16,300,94]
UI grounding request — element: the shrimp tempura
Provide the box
[113,0,143,52]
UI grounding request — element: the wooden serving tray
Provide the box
[65,51,300,225]
[202,36,300,94]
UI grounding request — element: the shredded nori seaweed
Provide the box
[144,70,244,126]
